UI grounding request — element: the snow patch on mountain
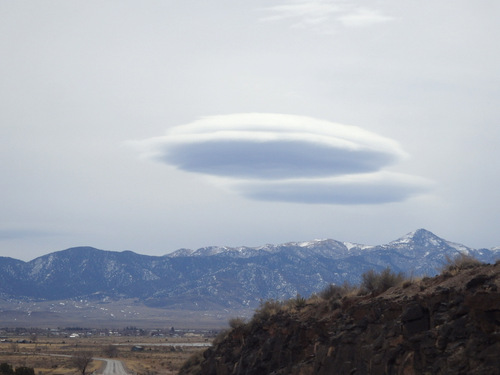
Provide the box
[343,242,374,251]
[2,229,499,312]
[445,241,471,254]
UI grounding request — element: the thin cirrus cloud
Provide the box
[337,8,394,27]
[133,113,432,205]
[0,228,56,240]
[259,1,394,32]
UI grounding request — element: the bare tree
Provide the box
[9,342,19,353]
[71,351,94,375]
[30,333,38,352]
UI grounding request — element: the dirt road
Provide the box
[97,358,131,375]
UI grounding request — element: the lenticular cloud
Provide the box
[135,113,431,204]
[234,172,432,205]
[140,113,406,178]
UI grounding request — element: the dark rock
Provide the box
[401,302,425,321]
[401,303,430,337]
[466,274,491,289]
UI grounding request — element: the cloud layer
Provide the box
[134,113,430,204]
[234,172,432,205]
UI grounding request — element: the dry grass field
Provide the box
[0,335,212,375]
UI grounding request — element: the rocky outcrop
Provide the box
[180,262,500,374]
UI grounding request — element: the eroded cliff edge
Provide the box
[180,261,500,374]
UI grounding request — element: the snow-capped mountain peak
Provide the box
[390,228,443,245]
[1,229,498,314]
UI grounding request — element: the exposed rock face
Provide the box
[181,262,500,374]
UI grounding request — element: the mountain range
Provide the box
[1,229,499,316]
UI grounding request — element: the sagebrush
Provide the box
[360,267,405,295]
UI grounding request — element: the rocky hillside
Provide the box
[180,260,500,375]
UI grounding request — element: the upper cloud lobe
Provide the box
[132,113,431,205]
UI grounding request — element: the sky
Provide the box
[1,0,500,261]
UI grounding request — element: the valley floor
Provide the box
[0,334,211,375]
[0,298,251,329]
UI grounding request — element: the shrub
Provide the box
[441,253,482,275]
[103,344,118,358]
[402,280,413,288]
[286,294,307,310]
[360,269,378,294]
[14,368,34,375]
[212,329,229,345]
[319,284,342,300]
[360,267,405,295]
[253,299,283,321]
[319,282,355,301]
[178,351,204,375]
[228,317,247,329]
[0,363,14,375]
[318,282,357,311]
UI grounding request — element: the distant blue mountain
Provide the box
[1,229,498,310]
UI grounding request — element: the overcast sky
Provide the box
[1,0,499,261]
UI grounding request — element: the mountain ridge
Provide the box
[167,228,497,259]
[5,228,498,263]
[1,229,499,319]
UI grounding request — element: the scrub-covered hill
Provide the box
[180,259,500,375]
